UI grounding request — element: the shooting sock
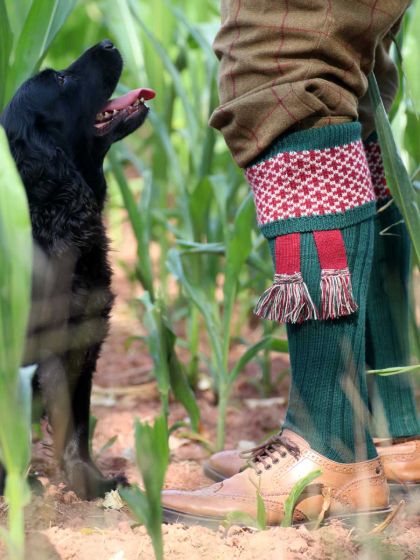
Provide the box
[245,122,377,462]
[364,136,420,438]
[283,221,377,462]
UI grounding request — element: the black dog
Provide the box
[0,40,154,499]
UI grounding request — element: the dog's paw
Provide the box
[65,460,128,500]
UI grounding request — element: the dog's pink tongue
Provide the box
[101,88,156,112]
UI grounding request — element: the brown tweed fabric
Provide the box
[209,0,409,167]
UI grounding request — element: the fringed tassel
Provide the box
[254,272,318,324]
[320,267,358,320]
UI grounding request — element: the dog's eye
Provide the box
[56,74,67,87]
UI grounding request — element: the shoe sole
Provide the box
[204,462,420,502]
[162,505,393,531]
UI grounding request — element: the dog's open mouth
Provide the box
[94,87,155,134]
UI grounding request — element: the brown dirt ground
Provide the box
[1,222,419,559]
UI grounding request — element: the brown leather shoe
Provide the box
[375,437,420,499]
[203,449,244,482]
[205,437,420,491]
[163,430,390,528]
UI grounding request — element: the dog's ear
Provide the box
[0,96,68,183]
[1,105,83,211]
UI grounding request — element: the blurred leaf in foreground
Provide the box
[0,125,33,559]
[120,414,169,560]
[281,469,323,528]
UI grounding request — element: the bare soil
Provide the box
[1,223,419,559]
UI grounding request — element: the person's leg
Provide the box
[203,38,420,486]
[364,140,420,439]
[162,0,410,525]
[210,1,410,457]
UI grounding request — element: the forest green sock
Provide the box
[244,123,378,463]
[366,204,420,438]
[283,219,378,462]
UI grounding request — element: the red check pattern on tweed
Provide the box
[211,0,410,167]
[364,140,391,200]
[245,140,376,226]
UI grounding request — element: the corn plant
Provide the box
[224,485,268,531]
[167,191,289,449]
[108,150,200,431]
[0,126,34,560]
[223,469,323,530]
[120,414,169,560]
[95,0,288,449]
[280,470,323,528]
[367,365,420,376]
[0,4,77,557]
[368,73,420,263]
[0,0,77,110]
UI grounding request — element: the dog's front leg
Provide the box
[61,342,127,500]
[36,355,73,462]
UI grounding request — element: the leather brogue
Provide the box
[375,437,420,499]
[163,430,390,528]
[204,436,420,498]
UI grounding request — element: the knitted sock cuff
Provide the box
[246,123,376,324]
[245,122,376,238]
[364,133,391,202]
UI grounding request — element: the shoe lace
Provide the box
[240,434,301,475]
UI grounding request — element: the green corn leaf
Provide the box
[256,488,267,531]
[189,178,214,239]
[223,194,255,364]
[128,3,199,148]
[367,364,420,376]
[368,73,420,263]
[135,415,169,503]
[403,1,420,110]
[121,414,169,560]
[138,292,200,429]
[139,293,171,416]
[222,486,267,531]
[147,110,186,194]
[404,109,420,169]
[176,240,225,255]
[0,125,33,559]
[229,336,288,387]
[0,128,32,377]
[3,0,31,38]
[169,4,214,59]
[164,322,200,432]
[5,0,76,103]
[119,484,150,526]
[167,248,224,374]
[96,435,118,460]
[0,1,13,109]
[108,149,154,297]
[102,0,147,85]
[281,469,323,528]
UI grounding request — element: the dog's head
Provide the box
[0,40,155,165]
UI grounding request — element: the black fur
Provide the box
[0,41,150,499]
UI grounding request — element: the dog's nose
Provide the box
[100,40,115,50]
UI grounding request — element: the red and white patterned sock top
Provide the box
[246,138,375,226]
